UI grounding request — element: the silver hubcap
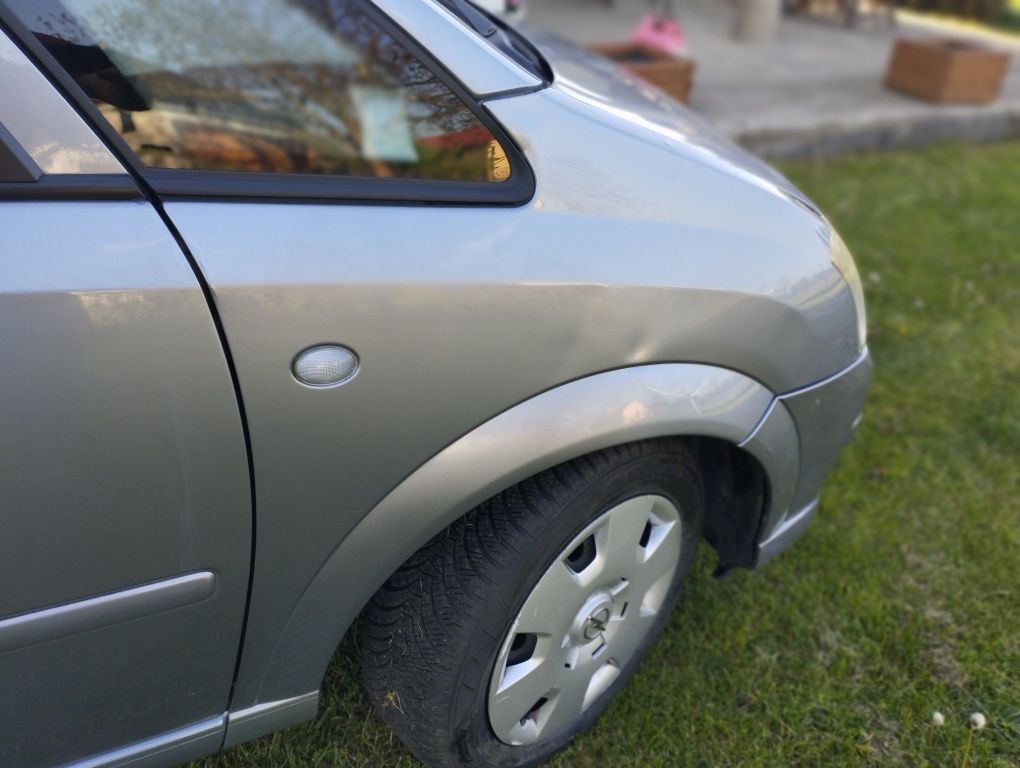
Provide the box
[487,495,683,746]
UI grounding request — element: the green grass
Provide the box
[1007,0,1020,30]
[194,141,1020,768]
[997,1,1020,31]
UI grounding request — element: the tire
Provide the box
[361,438,704,768]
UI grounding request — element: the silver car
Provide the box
[0,1,870,766]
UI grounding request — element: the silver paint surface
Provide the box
[757,500,821,566]
[0,202,250,767]
[250,364,783,704]
[780,348,873,511]
[0,5,871,764]
[0,571,215,654]
[66,717,225,768]
[740,397,800,539]
[223,692,321,749]
[164,29,859,711]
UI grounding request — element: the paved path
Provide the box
[527,0,1020,156]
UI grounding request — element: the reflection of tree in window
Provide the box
[18,0,506,181]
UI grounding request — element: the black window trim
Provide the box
[436,0,554,86]
[0,173,141,200]
[0,0,537,206]
[0,117,142,199]
[0,121,41,182]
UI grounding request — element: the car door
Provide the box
[0,31,251,768]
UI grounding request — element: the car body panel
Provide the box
[223,692,321,750]
[517,25,810,203]
[162,39,860,716]
[242,363,789,714]
[0,1,872,764]
[780,348,873,513]
[65,716,226,768]
[483,89,860,392]
[0,572,216,655]
[0,201,251,767]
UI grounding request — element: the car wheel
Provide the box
[361,438,704,768]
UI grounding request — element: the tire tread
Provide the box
[361,438,700,768]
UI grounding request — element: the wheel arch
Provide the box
[234,363,799,734]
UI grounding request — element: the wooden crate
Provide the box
[885,38,1010,104]
[589,43,695,103]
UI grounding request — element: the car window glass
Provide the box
[7,0,511,182]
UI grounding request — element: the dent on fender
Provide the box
[246,363,799,711]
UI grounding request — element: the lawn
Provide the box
[996,0,1020,30]
[194,141,1020,768]
[1007,0,1020,30]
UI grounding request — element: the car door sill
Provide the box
[223,691,321,748]
[63,715,225,768]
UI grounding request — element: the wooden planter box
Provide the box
[885,38,1010,104]
[589,44,695,103]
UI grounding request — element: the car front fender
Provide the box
[225,363,798,745]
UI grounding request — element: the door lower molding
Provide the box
[0,572,216,654]
[223,691,321,749]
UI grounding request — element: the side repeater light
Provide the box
[292,345,359,388]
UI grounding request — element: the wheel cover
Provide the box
[487,495,683,746]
